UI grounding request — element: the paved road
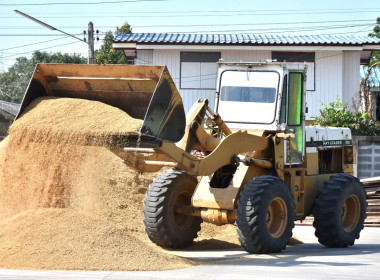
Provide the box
[1,225,379,280]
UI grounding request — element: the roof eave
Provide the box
[113,41,366,51]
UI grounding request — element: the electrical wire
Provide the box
[0,0,166,6]
[0,34,82,36]
[3,11,380,19]
[130,23,376,34]
[1,7,379,14]
[0,23,375,37]
[0,40,84,59]
[0,36,71,52]
[0,19,375,30]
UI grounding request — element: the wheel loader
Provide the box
[17,61,367,254]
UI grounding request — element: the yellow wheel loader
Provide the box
[18,61,367,254]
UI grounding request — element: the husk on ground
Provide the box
[0,97,239,271]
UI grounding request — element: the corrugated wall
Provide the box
[136,48,358,118]
[305,50,343,119]
[149,49,216,112]
[135,49,153,65]
[342,50,361,109]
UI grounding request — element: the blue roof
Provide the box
[113,33,380,46]
[361,66,380,87]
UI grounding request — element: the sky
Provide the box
[0,0,379,72]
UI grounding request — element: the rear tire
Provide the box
[313,174,367,248]
[236,176,295,253]
[143,169,202,248]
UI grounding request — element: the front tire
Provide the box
[143,169,202,248]
[313,174,367,248]
[236,176,295,254]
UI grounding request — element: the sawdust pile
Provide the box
[0,97,239,271]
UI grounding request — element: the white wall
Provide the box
[305,50,343,119]
[342,50,361,110]
[135,49,153,65]
[136,48,359,119]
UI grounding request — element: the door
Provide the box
[281,72,305,165]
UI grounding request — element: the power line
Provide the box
[0,23,375,37]
[0,37,103,61]
[2,9,380,19]
[133,19,376,28]
[0,7,379,14]
[0,0,166,6]
[128,23,376,34]
[0,40,83,59]
[2,11,380,19]
[0,19,375,30]
[0,37,70,52]
[0,34,82,37]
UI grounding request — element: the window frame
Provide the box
[272,51,315,91]
[279,74,288,124]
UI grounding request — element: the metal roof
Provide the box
[361,66,380,88]
[113,33,380,46]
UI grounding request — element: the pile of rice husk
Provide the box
[0,97,239,271]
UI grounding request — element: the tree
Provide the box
[95,22,132,65]
[368,17,380,65]
[0,51,86,103]
[360,61,380,117]
[312,98,380,136]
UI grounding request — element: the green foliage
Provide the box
[312,98,380,136]
[0,21,131,104]
[0,51,86,103]
[95,22,132,65]
[368,17,380,65]
[368,17,380,38]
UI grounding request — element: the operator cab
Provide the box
[215,61,307,164]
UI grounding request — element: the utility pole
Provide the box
[88,22,95,64]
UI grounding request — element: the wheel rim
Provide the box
[342,194,360,232]
[174,191,193,230]
[267,197,288,238]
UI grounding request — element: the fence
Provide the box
[353,136,380,179]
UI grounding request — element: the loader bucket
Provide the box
[17,63,186,143]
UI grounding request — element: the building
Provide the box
[360,65,380,121]
[0,100,20,140]
[113,33,380,120]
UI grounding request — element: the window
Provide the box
[272,52,315,91]
[285,72,304,164]
[217,70,280,125]
[220,86,276,103]
[180,52,221,89]
[288,72,303,126]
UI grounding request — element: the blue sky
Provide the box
[0,0,379,71]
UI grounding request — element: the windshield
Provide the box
[217,70,280,125]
